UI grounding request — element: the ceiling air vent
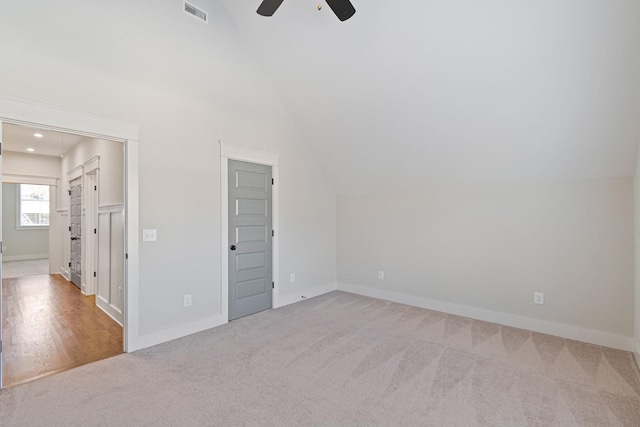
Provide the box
[183,1,208,23]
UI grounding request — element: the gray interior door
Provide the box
[70,177,82,288]
[228,160,273,321]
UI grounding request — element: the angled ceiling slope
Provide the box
[223,1,640,194]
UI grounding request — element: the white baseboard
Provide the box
[2,254,48,262]
[634,340,640,371]
[337,283,634,352]
[126,283,337,353]
[96,297,123,327]
[128,314,228,353]
[275,282,337,308]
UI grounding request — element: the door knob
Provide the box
[230,245,237,251]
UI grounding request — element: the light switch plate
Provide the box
[142,229,157,242]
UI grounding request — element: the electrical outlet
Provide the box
[290,273,296,283]
[142,229,157,242]
[184,294,192,307]
[534,292,544,305]
[378,270,384,280]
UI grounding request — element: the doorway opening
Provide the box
[2,183,50,278]
[227,160,273,320]
[1,123,126,388]
[220,142,280,321]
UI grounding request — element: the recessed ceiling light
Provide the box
[33,133,43,138]
[27,148,35,152]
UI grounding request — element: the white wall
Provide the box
[1,183,48,259]
[338,178,634,347]
[2,151,61,180]
[0,1,336,341]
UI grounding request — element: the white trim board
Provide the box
[96,296,123,327]
[276,282,337,308]
[0,93,140,354]
[337,283,635,352]
[2,254,48,262]
[132,314,227,350]
[2,173,58,186]
[134,284,337,351]
[220,141,280,321]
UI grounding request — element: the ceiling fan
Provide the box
[257,0,356,22]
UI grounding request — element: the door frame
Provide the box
[84,170,99,296]
[220,142,280,322]
[0,94,140,374]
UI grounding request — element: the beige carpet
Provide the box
[1,291,639,426]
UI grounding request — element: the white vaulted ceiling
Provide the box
[221,0,640,194]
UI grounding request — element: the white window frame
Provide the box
[15,183,50,230]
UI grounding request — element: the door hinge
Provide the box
[93,272,96,277]
[0,142,2,155]
[94,228,97,234]
[272,178,274,185]
[0,241,2,254]
[68,262,71,268]
[272,282,274,289]
[94,185,97,191]
[272,230,274,237]
[126,253,129,260]
[69,226,71,232]
[68,190,71,195]
[0,339,3,353]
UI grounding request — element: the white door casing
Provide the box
[0,94,139,359]
[0,119,4,388]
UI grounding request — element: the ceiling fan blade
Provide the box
[325,0,356,21]
[257,0,284,16]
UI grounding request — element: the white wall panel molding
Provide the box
[98,204,124,213]
[97,210,124,325]
[338,283,635,352]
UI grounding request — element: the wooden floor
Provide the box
[1,274,123,388]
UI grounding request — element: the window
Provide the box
[18,184,50,228]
